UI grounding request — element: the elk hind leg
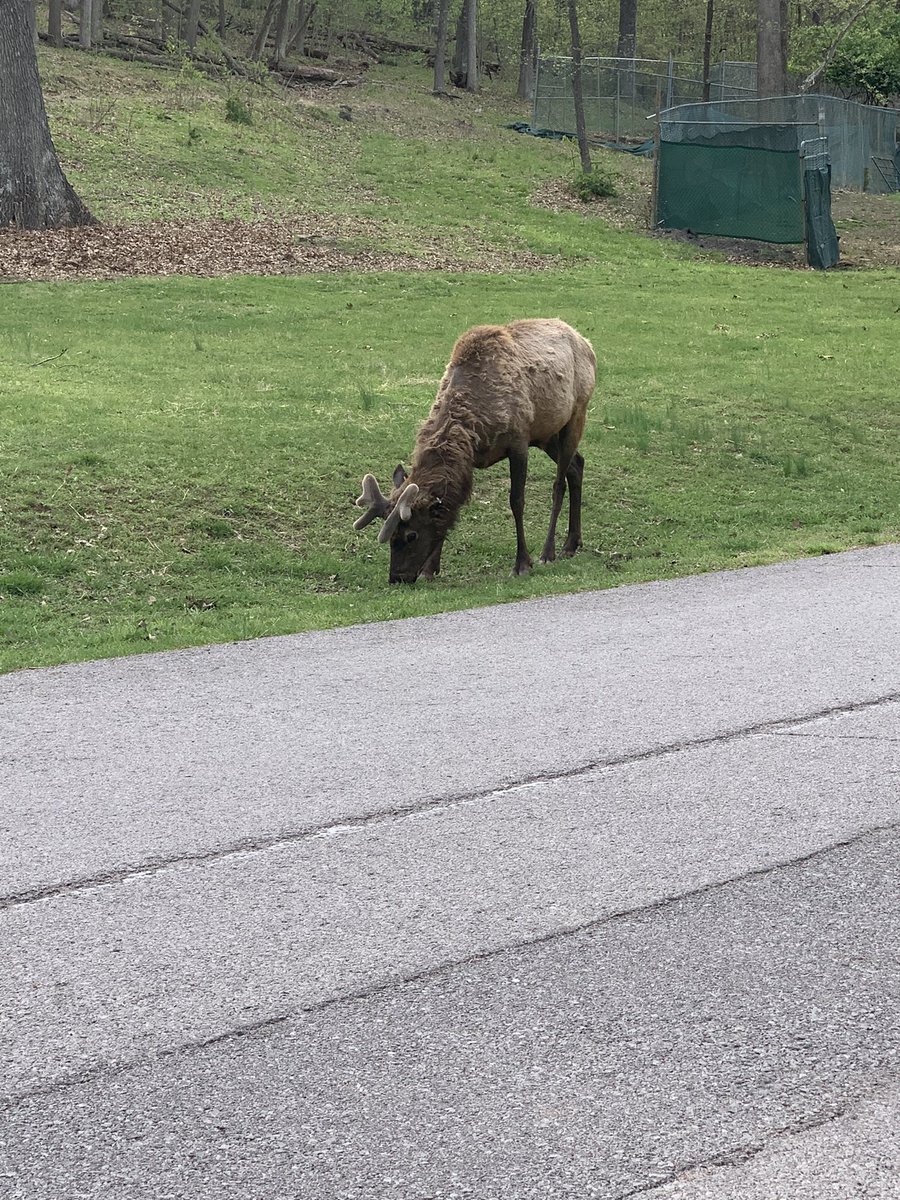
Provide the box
[539,424,579,564]
[508,447,532,576]
[561,452,584,557]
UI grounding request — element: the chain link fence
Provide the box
[532,56,757,141]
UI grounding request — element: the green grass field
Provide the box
[1,51,899,673]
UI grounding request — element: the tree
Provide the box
[465,0,478,92]
[616,0,637,58]
[567,0,591,173]
[757,0,787,95]
[91,0,104,44]
[433,0,451,93]
[250,0,278,59]
[702,0,714,100]
[273,0,294,61]
[48,0,63,47]
[184,0,203,50]
[79,0,92,49]
[0,0,96,228]
[517,0,537,101]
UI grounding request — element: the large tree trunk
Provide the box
[433,0,451,93]
[757,0,787,96]
[218,0,226,37]
[79,0,92,49]
[250,0,278,59]
[517,0,536,101]
[91,0,103,43]
[465,0,478,92]
[184,0,203,49]
[48,0,63,47]
[567,0,591,173]
[0,0,96,228]
[286,0,315,55]
[616,0,637,58]
[273,0,293,62]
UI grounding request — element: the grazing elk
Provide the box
[353,318,596,584]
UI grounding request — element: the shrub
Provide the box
[225,95,253,126]
[570,165,617,202]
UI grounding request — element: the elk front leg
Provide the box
[419,536,445,580]
[508,448,532,576]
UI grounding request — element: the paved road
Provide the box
[2,545,900,1198]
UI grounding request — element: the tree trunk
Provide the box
[273,0,293,62]
[433,0,451,93]
[757,0,786,96]
[451,1,466,85]
[0,0,96,228]
[567,0,591,173]
[702,0,714,101]
[48,0,63,47]
[218,0,226,37]
[465,0,478,92]
[616,0,637,58]
[184,0,203,49]
[91,0,104,44]
[517,0,536,101]
[286,1,315,55]
[250,0,278,59]
[79,0,92,49]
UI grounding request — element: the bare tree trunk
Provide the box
[184,0,203,49]
[465,0,478,92]
[273,0,293,62]
[757,0,786,96]
[79,0,92,49]
[286,0,315,55]
[48,0,63,47]
[567,0,591,173]
[433,0,451,93]
[517,0,536,100]
[702,0,714,100]
[218,0,226,37]
[91,0,104,44]
[616,0,637,57]
[0,0,96,228]
[250,0,278,59]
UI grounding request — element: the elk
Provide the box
[353,318,596,584]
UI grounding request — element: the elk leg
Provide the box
[420,537,445,580]
[560,452,584,557]
[540,424,579,564]
[508,448,532,576]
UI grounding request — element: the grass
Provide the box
[1,50,899,673]
[2,265,899,674]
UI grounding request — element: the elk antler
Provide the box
[353,474,391,530]
[377,483,420,543]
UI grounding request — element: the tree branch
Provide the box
[798,0,880,93]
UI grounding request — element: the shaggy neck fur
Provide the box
[407,389,478,530]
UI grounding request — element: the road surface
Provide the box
[2,545,899,1197]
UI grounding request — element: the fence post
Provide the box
[651,82,661,229]
[666,53,674,110]
[615,64,621,142]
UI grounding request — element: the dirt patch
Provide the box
[532,166,900,270]
[0,215,555,283]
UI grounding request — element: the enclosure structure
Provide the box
[658,95,898,193]
[532,56,757,142]
[654,114,841,268]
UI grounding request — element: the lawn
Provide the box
[2,262,899,674]
[1,51,899,673]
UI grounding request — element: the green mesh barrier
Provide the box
[657,141,805,243]
[804,163,840,270]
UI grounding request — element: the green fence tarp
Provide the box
[804,164,840,269]
[657,141,804,243]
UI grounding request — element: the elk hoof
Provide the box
[538,550,556,565]
[513,559,532,577]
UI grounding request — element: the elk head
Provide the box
[354,465,442,584]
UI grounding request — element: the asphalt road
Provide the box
[2,545,900,1198]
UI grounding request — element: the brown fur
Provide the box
[361,318,596,582]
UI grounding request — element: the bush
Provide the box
[570,165,618,202]
[225,95,253,126]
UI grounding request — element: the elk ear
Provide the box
[392,463,409,489]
